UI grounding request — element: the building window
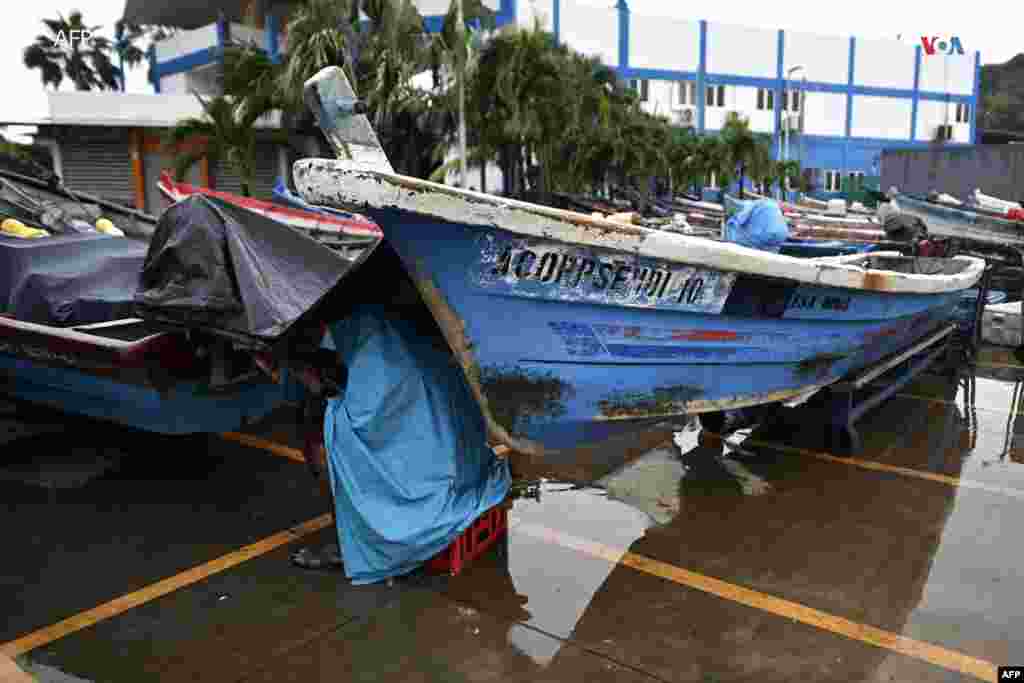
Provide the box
[676,81,696,107]
[706,85,725,108]
[955,103,970,124]
[782,89,801,113]
[756,88,774,111]
[630,79,649,102]
[824,170,842,192]
[847,171,865,191]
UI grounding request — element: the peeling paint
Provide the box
[796,352,848,379]
[479,367,574,433]
[294,159,986,295]
[597,384,702,419]
[403,268,549,458]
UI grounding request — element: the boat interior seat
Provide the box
[0,232,148,327]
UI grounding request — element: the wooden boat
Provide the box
[158,171,379,261]
[0,170,382,435]
[291,67,986,460]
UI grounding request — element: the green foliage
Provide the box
[23,11,120,91]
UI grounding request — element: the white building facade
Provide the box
[132,0,978,196]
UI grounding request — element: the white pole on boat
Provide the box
[457,0,468,189]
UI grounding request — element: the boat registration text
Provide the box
[474,240,736,314]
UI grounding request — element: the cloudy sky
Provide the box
[1,0,1019,137]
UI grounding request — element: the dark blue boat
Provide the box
[0,172,382,435]
[294,67,987,458]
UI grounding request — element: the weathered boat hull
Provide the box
[894,193,1024,246]
[375,214,964,449]
[294,67,985,457]
[0,317,291,434]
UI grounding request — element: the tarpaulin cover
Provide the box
[724,199,790,253]
[135,195,355,343]
[0,232,147,325]
[321,304,510,584]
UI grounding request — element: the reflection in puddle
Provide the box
[504,482,650,666]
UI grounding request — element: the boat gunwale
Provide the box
[293,159,986,296]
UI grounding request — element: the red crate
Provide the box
[427,500,509,576]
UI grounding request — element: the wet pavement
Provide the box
[3,347,1024,682]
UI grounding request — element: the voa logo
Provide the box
[921,36,965,56]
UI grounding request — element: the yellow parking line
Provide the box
[220,432,306,463]
[738,438,1024,500]
[0,514,332,658]
[517,522,997,682]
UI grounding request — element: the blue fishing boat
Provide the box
[0,170,383,435]
[294,67,986,458]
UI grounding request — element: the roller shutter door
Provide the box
[213,144,280,198]
[59,139,135,207]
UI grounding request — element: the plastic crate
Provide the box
[427,500,509,576]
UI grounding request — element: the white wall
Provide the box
[414,0,451,15]
[560,0,618,66]
[154,24,219,62]
[518,0,554,30]
[47,92,283,128]
[854,38,915,90]
[918,53,975,95]
[159,73,189,94]
[802,92,846,137]
[784,30,848,84]
[705,22,775,78]
[851,96,911,139]
[629,15,700,72]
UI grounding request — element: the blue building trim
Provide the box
[147,43,159,93]
[423,15,444,32]
[216,12,229,50]
[151,48,219,80]
[552,0,560,43]
[775,30,784,140]
[970,50,981,144]
[910,46,921,141]
[697,20,707,132]
[618,68,696,81]
[617,0,629,69]
[844,37,855,172]
[265,12,280,62]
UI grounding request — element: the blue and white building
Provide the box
[2,0,980,207]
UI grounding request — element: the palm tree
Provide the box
[166,94,287,197]
[719,113,773,199]
[23,11,121,91]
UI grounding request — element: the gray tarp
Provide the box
[135,195,358,346]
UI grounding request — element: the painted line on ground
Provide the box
[737,437,1024,500]
[220,432,306,463]
[0,514,332,657]
[516,522,997,682]
[975,361,1024,371]
[895,391,1024,417]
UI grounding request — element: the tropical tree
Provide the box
[719,113,766,199]
[23,11,120,91]
[165,94,287,197]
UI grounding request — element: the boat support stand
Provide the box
[822,322,960,453]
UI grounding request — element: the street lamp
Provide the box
[781,65,804,198]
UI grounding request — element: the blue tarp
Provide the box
[321,304,511,584]
[724,199,790,253]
